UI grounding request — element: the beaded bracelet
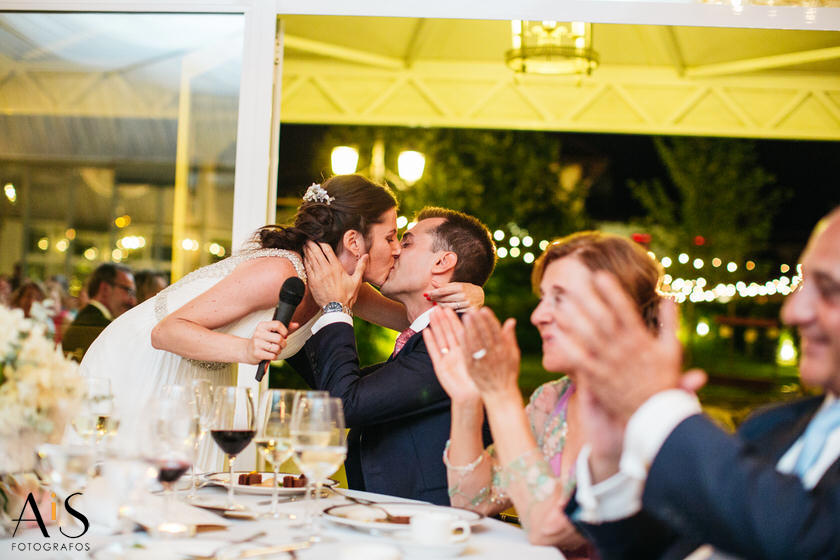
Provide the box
[442,439,486,473]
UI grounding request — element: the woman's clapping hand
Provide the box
[461,307,521,402]
[423,307,480,405]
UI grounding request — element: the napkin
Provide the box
[129,494,231,533]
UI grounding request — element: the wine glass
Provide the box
[290,395,347,540]
[210,386,256,511]
[187,379,214,499]
[72,377,117,443]
[256,389,297,519]
[141,385,197,537]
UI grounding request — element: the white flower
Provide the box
[302,183,335,205]
[0,305,81,438]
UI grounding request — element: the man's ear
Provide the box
[341,229,365,258]
[432,251,458,276]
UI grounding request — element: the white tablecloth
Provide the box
[3,485,565,560]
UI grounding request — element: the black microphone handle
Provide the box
[255,301,299,382]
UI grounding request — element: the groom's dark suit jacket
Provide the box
[287,321,490,505]
[568,396,840,560]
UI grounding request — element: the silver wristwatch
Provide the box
[323,301,352,316]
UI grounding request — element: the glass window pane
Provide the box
[0,13,244,298]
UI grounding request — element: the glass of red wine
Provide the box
[142,385,197,537]
[210,386,256,511]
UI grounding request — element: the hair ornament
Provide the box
[302,183,335,205]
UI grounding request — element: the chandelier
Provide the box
[505,21,599,76]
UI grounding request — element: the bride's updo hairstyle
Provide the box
[531,231,663,333]
[255,174,398,254]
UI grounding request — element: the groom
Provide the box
[287,207,496,504]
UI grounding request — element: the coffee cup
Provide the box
[409,511,470,545]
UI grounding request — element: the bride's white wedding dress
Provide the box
[79,248,318,472]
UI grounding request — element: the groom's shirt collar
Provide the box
[407,306,435,333]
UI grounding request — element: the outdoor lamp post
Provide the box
[330,140,425,189]
[331,146,359,175]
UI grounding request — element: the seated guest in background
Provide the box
[63,263,136,361]
[0,274,12,306]
[10,280,47,318]
[290,207,496,505]
[560,208,840,559]
[45,277,73,344]
[134,269,168,303]
[425,232,661,557]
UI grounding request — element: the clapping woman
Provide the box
[424,232,663,557]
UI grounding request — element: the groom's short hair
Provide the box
[415,207,496,286]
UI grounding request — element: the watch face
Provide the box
[324,302,343,313]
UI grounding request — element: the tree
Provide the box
[319,126,590,240]
[630,137,785,280]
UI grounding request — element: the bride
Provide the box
[79,174,481,470]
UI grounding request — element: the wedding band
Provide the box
[471,348,487,360]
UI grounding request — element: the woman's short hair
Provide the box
[255,174,398,254]
[531,231,663,332]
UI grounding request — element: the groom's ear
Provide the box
[432,251,458,276]
[341,229,365,258]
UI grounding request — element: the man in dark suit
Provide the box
[288,207,495,504]
[63,263,136,362]
[554,208,840,559]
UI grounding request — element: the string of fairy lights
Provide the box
[400,218,802,305]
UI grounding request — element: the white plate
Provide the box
[322,503,483,533]
[202,471,337,495]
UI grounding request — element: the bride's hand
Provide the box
[244,320,292,364]
[428,282,484,312]
[304,241,368,308]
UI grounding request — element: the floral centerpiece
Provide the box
[0,302,81,533]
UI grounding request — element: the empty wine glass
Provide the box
[141,385,197,537]
[290,394,346,540]
[210,386,256,511]
[256,389,297,519]
[35,444,94,533]
[187,379,214,499]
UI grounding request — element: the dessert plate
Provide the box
[201,471,337,496]
[322,503,482,533]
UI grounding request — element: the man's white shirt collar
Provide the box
[408,306,435,333]
[89,299,113,321]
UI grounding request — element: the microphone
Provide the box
[255,276,306,382]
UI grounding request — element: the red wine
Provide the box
[211,429,255,455]
[157,460,190,484]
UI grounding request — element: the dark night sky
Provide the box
[278,124,839,259]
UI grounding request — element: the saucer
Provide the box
[391,534,468,558]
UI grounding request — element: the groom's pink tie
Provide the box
[391,327,416,358]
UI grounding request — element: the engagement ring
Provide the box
[471,348,487,360]
[441,348,450,355]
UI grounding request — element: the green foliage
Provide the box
[320,126,590,239]
[630,137,786,279]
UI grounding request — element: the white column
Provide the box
[231,3,283,469]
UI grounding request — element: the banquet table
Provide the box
[3,483,566,560]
